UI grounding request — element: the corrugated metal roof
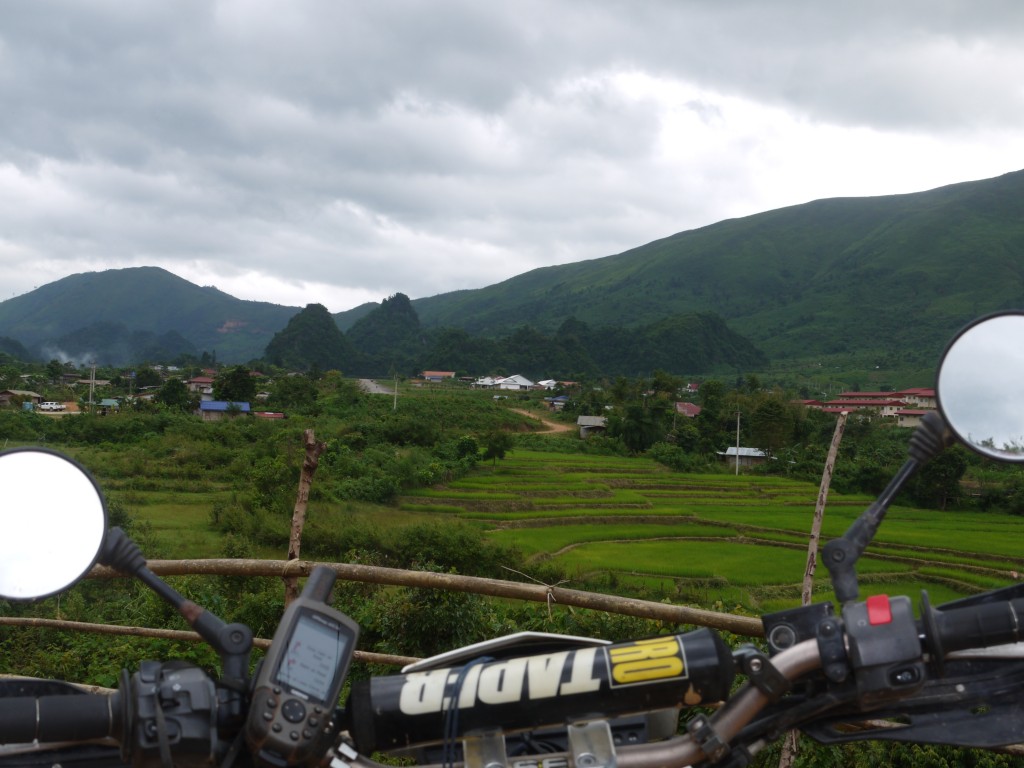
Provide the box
[199,401,251,412]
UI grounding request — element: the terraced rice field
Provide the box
[400,450,1024,614]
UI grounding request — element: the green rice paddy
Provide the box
[399,450,1024,614]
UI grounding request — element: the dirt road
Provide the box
[512,408,575,433]
[358,379,394,395]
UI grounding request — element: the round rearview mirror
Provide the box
[0,448,108,600]
[937,312,1024,462]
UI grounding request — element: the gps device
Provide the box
[246,566,360,768]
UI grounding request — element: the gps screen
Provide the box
[275,612,348,703]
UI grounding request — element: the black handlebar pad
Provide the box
[0,693,115,744]
[932,598,1024,657]
[346,627,735,753]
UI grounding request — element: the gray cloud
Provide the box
[2,0,1023,309]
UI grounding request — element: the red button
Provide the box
[866,594,892,625]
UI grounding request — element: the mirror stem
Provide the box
[100,528,253,687]
[823,412,954,604]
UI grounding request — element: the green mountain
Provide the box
[0,336,34,363]
[264,303,356,372]
[346,293,427,375]
[0,267,298,364]
[411,169,1024,363]
[3,169,1023,372]
[52,322,197,364]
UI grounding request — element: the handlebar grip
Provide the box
[931,598,1024,657]
[0,693,116,744]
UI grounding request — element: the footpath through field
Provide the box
[511,408,576,433]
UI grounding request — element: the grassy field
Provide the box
[400,450,1024,614]
[60,440,1024,618]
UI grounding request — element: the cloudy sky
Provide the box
[3,1,1023,312]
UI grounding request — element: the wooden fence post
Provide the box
[779,410,847,768]
[284,428,326,605]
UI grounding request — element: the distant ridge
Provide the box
[0,267,298,363]
[411,169,1024,362]
[3,169,1023,368]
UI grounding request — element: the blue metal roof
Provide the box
[199,401,251,412]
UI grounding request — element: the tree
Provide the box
[749,397,794,457]
[46,359,64,382]
[214,365,256,402]
[609,377,637,405]
[911,447,968,510]
[481,430,514,465]
[695,379,729,453]
[268,375,319,412]
[650,369,683,399]
[611,399,670,454]
[134,367,163,389]
[156,377,194,411]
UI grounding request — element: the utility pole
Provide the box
[735,410,741,476]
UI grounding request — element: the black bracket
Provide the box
[687,713,728,764]
[734,647,790,701]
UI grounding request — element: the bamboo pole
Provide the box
[779,410,848,768]
[801,411,848,606]
[87,558,764,637]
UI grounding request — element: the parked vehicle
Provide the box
[37,401,66,411]
[2,312,1024,767]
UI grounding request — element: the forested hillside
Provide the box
[264,303,356,371]
[412,170,1024,363]
[263,295,766,378]
[3,170,1024,372]
[0,267,297,363]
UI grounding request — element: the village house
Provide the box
[895,409,930,428]
[0,390,42,407]
[197,401,251,421]
[420,370,456,382]
[188,376,215,400]
[824,398,909,418]
[792,399,824,410]
[474,374,538,390]
[576,415,608,438]
[498,374,535,390]
[898,387,937,409]
[718,446,768,469]
[675,402,702,418]
[810,388,938,420]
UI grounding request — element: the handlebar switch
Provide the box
[815,618,849,683]
[843,595,926,705]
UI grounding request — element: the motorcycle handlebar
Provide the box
[0,692,116,744]
[929,597,1024,658]
[8,595,1024,766]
